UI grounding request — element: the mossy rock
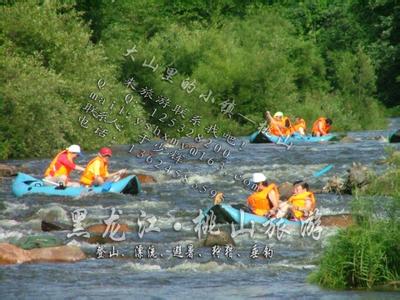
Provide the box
[11,235,63,250]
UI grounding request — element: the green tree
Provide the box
[0,0,147,159]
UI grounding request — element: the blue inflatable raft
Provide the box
[249,130,335,144]
[204,203,301,226]
[12,173,141,197]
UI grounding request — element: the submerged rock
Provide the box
[204,229,235,247]
[0,243,86,265]
[340,136,357,143]
[136,173,157,183]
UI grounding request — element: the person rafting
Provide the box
[246,173,280,216]
[212,173,280,216]
[275,181,316,220]
[80,147,127,187]
[44,145,85,187]
[266,111,291,136]
[312,117,332,136]
[291,117,306,136]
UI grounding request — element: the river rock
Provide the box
[0,243,85,264]
[389,129,400,143]
[36,206,69,224]
[320,214,353,227]
[41,220,70,232]
[0,164,16,177]
[323,175,345,194]
[323,162,373,194]
[0,243,29,264]
[278,182,293,201]
[87,223,131,234]
[345,162,373,192]
[0,163,30,177]
[373,135,387,142]
[136,173,157,183]
[340,136,357,143]
[29,245,86,263]
[204,229,235,247]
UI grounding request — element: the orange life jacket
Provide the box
[44,150,75,177]
[288,191,316,220]
[80,156,109,186]
[247,183,279,216]
[291,118,306,134]
[269,118,290,136]
[312,118,331,136]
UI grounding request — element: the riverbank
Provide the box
[309,149,400,290]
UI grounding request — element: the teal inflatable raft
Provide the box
[249,130,335,144]
[204,203,301,226]
[12,173,141,197]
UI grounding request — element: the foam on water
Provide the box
[2,201,29,214]
[0,219,20,227]
[0,228,23,241]
[123,262,163,271]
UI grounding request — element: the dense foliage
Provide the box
[309,149,400,289]
[1,0,398,159]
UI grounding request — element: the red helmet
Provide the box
[99,147,112,157]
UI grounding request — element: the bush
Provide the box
[309,153,400,289]
[0,1,148,159]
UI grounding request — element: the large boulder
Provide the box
[0,243,29,264]
[0,243,86,264]
[29,245,86,263]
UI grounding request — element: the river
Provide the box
[1,120,400,299]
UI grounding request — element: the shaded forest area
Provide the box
[1,0,399,159]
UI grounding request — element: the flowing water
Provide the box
[1,120,400,299]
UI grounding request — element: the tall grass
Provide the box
[309,149,400,290]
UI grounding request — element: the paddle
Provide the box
[42,178,66,189]
[313,164,334,178]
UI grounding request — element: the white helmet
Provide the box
[273,111,283,118]
[67,144,81,154]
[251,173,266,183]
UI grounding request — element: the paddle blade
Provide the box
[313,164,334,178]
